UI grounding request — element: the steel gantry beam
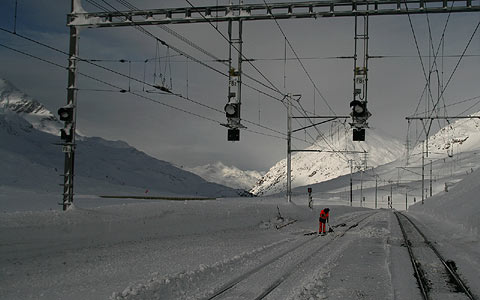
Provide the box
[68,0,479,27]
[60,0,479,209]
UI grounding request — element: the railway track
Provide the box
[202,211,377,300]
[394,211,477,300]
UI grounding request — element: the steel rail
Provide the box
[254,211,376,299]
[205,211,377,300]
[398,212,477,300]
[394,211,477,300]
[394,211,430,300]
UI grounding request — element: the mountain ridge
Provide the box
[0,78,245,199]
[185,161,264,190]
[250,127,404,196]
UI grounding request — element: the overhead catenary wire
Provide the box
[0,40,294,142]
[410,95,480,117]
[76,0,296,111]
[69,54,480,64]
[410,18,480,150]
[0,27,289,131]
[85,0,361,154]
[259,0,353,163]
[0,28,320,146]
[0,18,295,140]
[102,0,290,102]
[404,0,456,120]
[179,0,335,149]
[403,0,472,161]
[423,3,450,133]
[110,0,225,65]
[184,0,284,96]
[262,0,336,116]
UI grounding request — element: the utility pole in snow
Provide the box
[430,160,433,197]
[286,94,292,203]
[405,115,480,205]
[58,0,79,210]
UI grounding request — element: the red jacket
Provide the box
[319,209,329,223]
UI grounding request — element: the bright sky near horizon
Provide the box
[0,0,479,171]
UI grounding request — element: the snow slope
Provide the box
[0,112,245,210]
[185,161,264,190]
[251,127,403,196]
[410,165,480,236]
[408,112,480,158]
[1,112,479,299]
[0,79,62,135]
[1,80,479,299]
[0,79,246,212]
[280,112,480,212]
[1,183,479,299]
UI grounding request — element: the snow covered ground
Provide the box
[1,175,479,300]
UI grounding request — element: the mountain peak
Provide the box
[0,78,62,135]
[185,162,264,190]
[250,127,404,196]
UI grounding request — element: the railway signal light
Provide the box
[225,102,240,119]
[60,124,73,143]
[223,102,243,141]
[227,128,240,141]
[350,100,367,118]
[58,105,74,143]
[58,105,73,122]
[349,100,370,141]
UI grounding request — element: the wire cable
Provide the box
[262,0,336,116]
[0,26,289,135]
[184,0,284,97]
[0,40,293,141]
[78,0,292,109]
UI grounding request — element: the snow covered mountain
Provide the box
[0,79,244,200]
[0,79,62,135]
[285,112,480,209]
[185,161,264,190]
[250,128,404,196]
[408,113,480,158]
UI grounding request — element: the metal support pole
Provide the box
[353,14,358,99]
[62,0,79,211]
[390,181,393,209]
[375,176,378,209]
[422,140,425,204]
[286,94,292,203]
[405,189,408,211]
[237,20,243,108]
[350,160,353,206]
[227,20,233,101]
[430,161,433,197]
[363,13,369,105]
[360,169,363,207]
[13,0,18,34]
[405,188,408,211]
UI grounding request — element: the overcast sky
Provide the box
[0,0,479,172]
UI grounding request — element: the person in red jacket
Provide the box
[319,208,330,235]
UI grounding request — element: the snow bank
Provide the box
[410,166,480,237]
